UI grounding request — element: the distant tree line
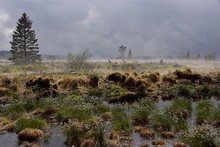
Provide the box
[185,51,216,60]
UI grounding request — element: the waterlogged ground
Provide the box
[0,60,220,146]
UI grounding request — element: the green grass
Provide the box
[210,87,220,98]
[111,105,131,132]
[43,134,51,144]
[195,100,214,124]
[87,88,104,97]
[91,124,105,147]
[149,110,171,131]
[24,99,37,112]
[179,127,218,147]
[197,85,210,97]
[132,99,156,125]
[16,117,47,131]
[177,85,193,97]
[164,99,191,131]
[64,123,87,146]
[94,103,111,115]
[2,103,26,117]
[209,106,220,125]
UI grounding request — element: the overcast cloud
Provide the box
[0,0,220,58]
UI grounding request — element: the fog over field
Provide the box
[0,0,220,58]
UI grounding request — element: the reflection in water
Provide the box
[0,126,66,147]
[40,126,66,147]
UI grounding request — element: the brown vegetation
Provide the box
[18,128,43,141]
[174,141,187,147]
[80,139,95,147]
[174,70,202,80]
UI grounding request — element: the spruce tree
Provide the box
[128,49,132,59]
[9,13,41,64]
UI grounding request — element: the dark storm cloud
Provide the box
[1,0,220,58]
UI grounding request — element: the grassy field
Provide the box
[0,59,220,147]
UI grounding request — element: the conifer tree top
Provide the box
[9,13,41,64]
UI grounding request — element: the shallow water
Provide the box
[131,131,175,147]
[1,98,220,147]
[40,126,66,147]
[187,102,197,128]
[0,126,66,147]
[0,133,18,147]
[157,100,172,110]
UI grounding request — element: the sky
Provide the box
[0,0,220,58]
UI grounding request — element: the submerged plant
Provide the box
[43,134,51,144]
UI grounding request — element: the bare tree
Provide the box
[118,45,126,60]
[67,49,92,72]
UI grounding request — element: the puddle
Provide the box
[40,126,66,147]
[0,126,66,147]
[131,131,175,147]
[210,97,220,107]
[1,98,220,147]
[131,131,149,146]
[187,102,196,128]
[157,100,172,110]
[0,133,18,147]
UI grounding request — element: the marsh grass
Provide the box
[177,85,193,97]
[16,117,47,131]
[106,84,127,99]
[95,103,111,115]
[67,106,93,121]
[164,99,191,131]
[132,99,156,125]
[24,99,37,112]
[111,105,131,132]
[179,126,218,147]
[195,100,214,124]
[149,111,171,131]
[210,87,220,98]
[210,107,220,121]
[198,85,210,97]
[64,123,87,146]
[43,134,51,144]
[87,88,104,97]
[2,102,26,117]
[8,91,20,99]
[91,124,106,147]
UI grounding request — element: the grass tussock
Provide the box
[16,117,47,131]
[18,128,43,141]
[57,76,89,90]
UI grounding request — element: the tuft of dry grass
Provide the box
[57,76,89,90]
[18,128,43,141]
